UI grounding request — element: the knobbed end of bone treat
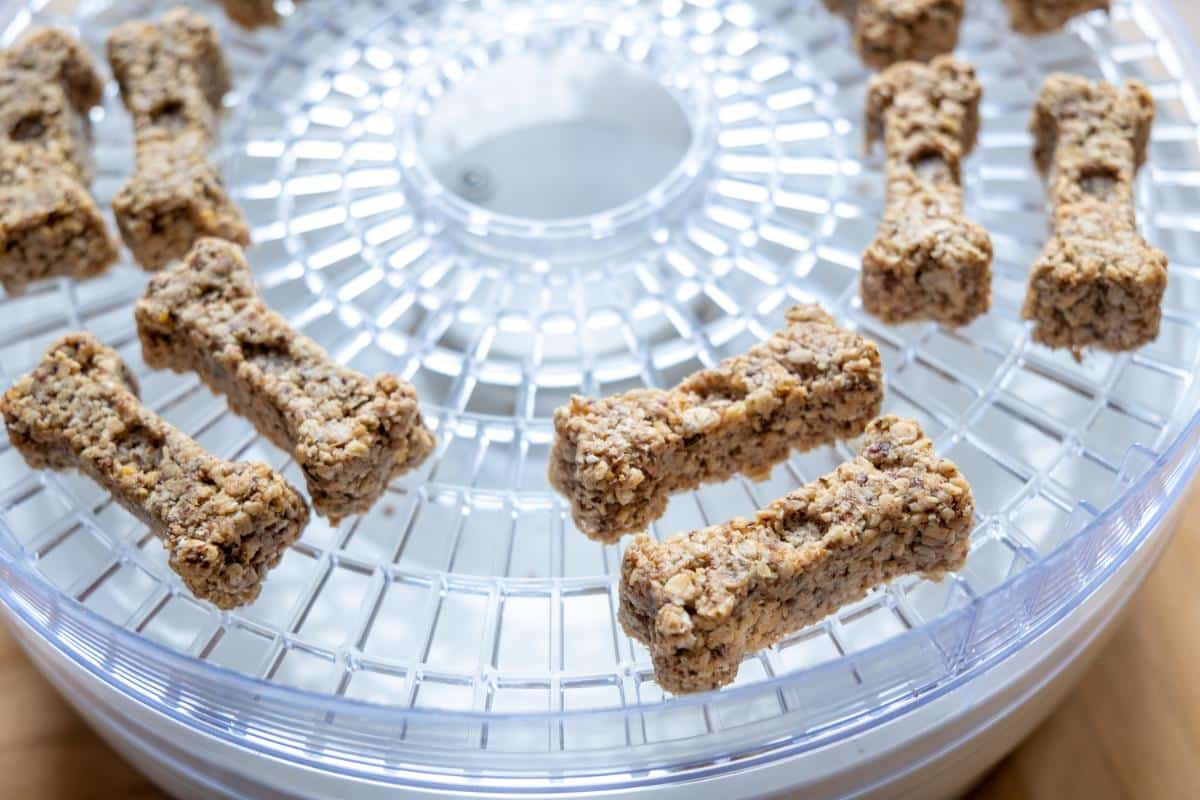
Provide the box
[296,372,437,525]
[108,8,231,112]
[550,305,883,543]
[112,144,250,270]
[1031,73,1154,178]
[548,412,672,543]
[166,458,310,609]
[0,172,120,296]
[861,189,993,327]
[853,0,966,71]
[4,28,106,113]
[1022,202,1167,356]
[1004,0,1110,35]
[1,333,309,610]
[865,55,981,154]
[0,29,119,293]
[619,415,973,694]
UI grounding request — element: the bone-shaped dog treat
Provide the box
[1022,74,1166,354]
[0,333,309,609]
[135,238,436,523]
[108,8,250,269]
[1005,0,1108,34]
[0,29,118,294]
[823,0,964,70]
[550,305,883,543]
[861,55,993,327]
[620,416,973,694]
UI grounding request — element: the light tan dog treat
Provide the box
[135,238,436,523]
[823,0,964,70]
[549,305,884,544]
[218,0,283,28]
[620,415,973,694]
[1005,0,1108,34]
[108,8,249,270]
[0,29,118,294]
[1022,74,1166,355]
[0,333,309,609]
[2,29,106,113]
[861,56,992,327]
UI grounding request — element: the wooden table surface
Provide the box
[2,4,1199,800]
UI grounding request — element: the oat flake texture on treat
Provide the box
[135,238,436,524]
[1021,74,1167,355]
[107,7,250,269]
[861,55,992,327]
[619,415,974,694]
[549,304,883,543]
[0,28,119,294]
[823,0,964,70]
[0,333,309,609]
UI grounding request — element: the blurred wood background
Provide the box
[1,2,1198,798]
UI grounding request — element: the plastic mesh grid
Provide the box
[0,0,1198,750]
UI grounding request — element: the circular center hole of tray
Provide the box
[414,47,699,220]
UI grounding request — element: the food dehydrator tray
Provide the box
[1,0,1199,796]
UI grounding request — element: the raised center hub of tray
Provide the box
[418,50,694,219]
[401,25,714,255]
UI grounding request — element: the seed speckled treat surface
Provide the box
[108,8,249,269]
[0,333,309,609]
[1022,74,1166,355]
[549,305,883,543]
[619,416,973,694]
[135,238,436,523]
[861,55,992,327]
[0,29,118,294]
[824,0,964,70]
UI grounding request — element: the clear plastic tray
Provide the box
[0,0,1199,794]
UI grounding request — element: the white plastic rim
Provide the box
[0,0,1198,794]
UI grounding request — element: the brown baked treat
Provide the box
[218,0,282,28]
[861,56,992,327]
[135,238,436,523]
[1022,75,1166,355]
[550,305,884,543]
[1005,0,1108,34]
[0,333,309,609]
[2,29,105,113]
[107,8,249,269]
[620,415,973,694]
[823,0,964,70]
[0,29,118,294]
